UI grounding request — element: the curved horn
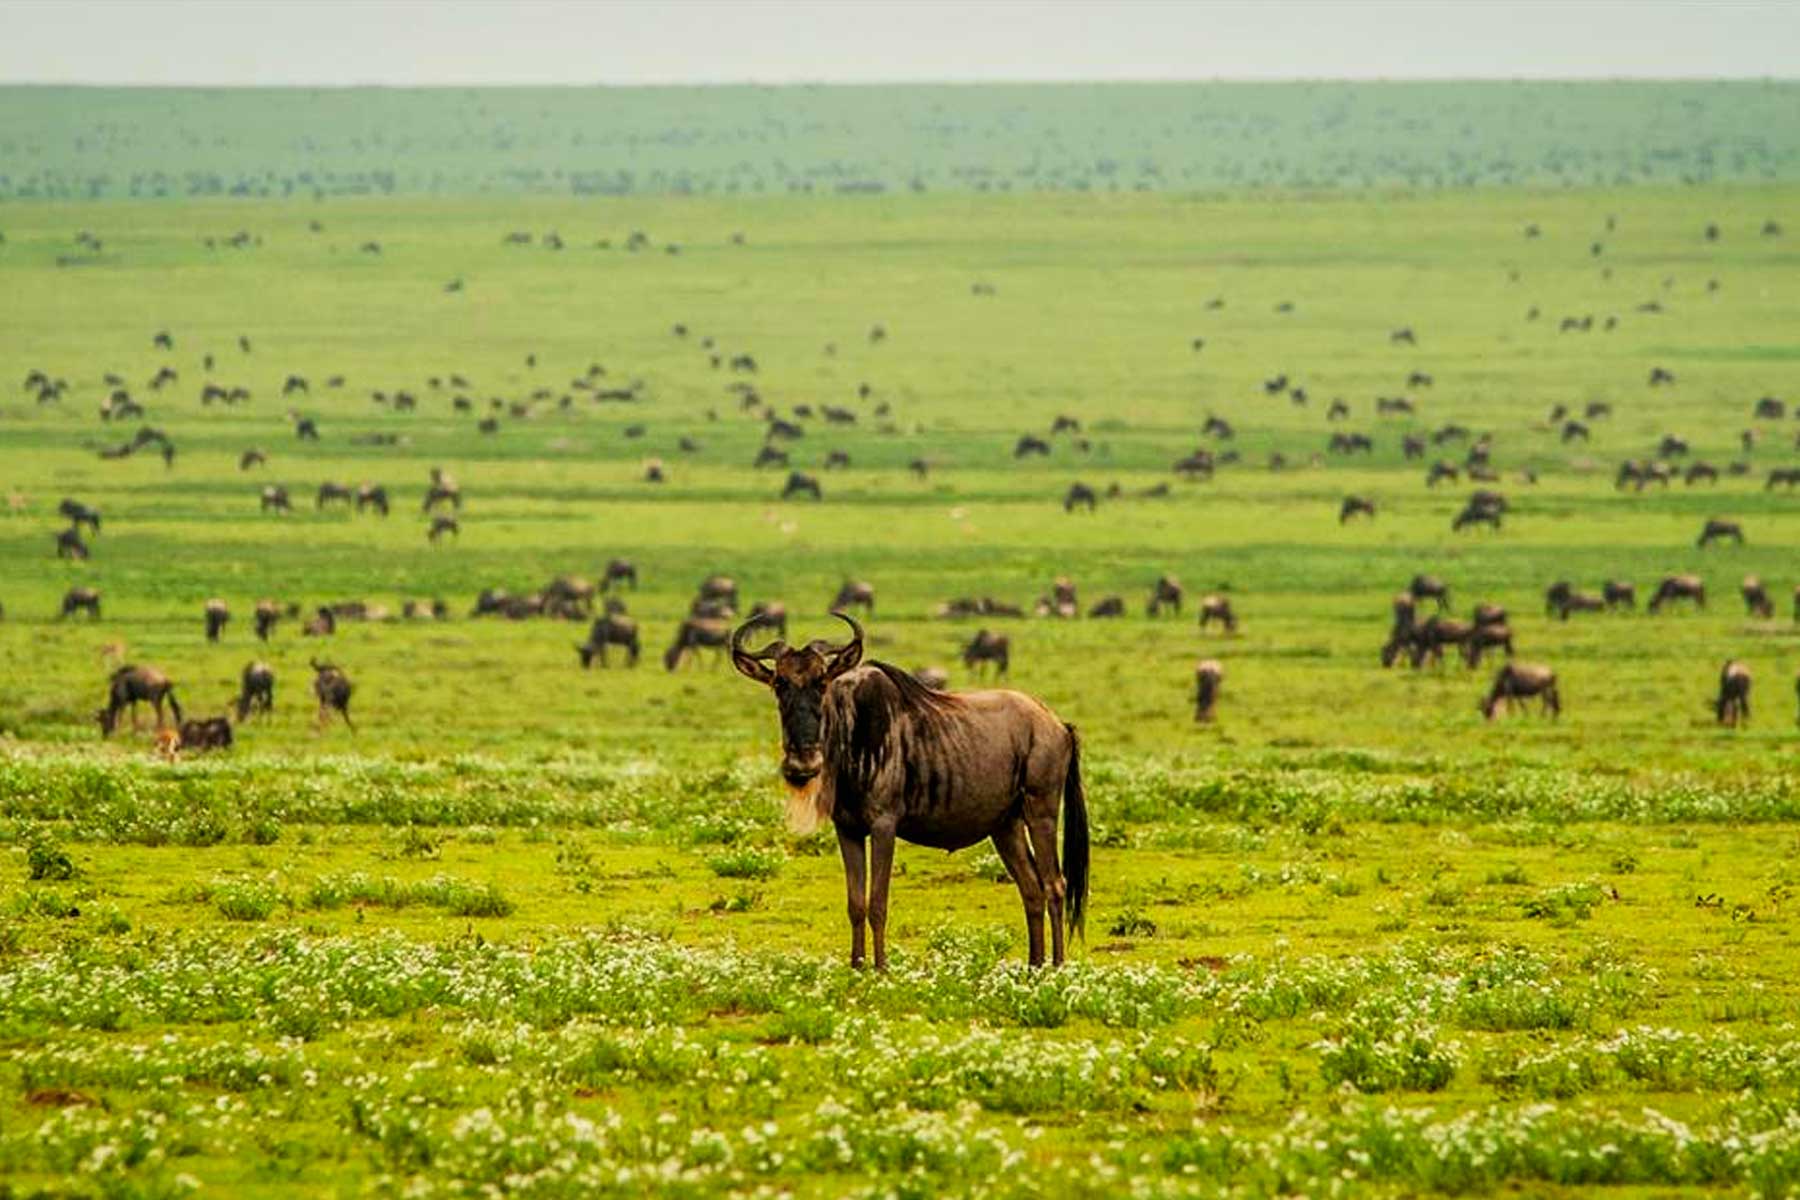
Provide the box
[730,615,781,685]
[825,611,865,679]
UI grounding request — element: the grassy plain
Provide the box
[2,178,1800,1196]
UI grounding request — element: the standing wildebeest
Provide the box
[422,471,462,511]
[1063,482,1097,513]
[310,660,354,728]
[316,481,353,510]
[697,575,740,611]
[782,471,822,500]
[1014,434,1050,459]
[664,618,731,670]
[1410,615,1473,668]
[962,629,1010,677]
[912,666,950,691]
[1472,603,1507,628]
[1410,574,1451,612]
[1716,661,1752,727]
[1556,591,1606,620]
[260,485,291,514]
[1339,495,1376,524]
[1147,574,1183,617]
[58,499,100,534]
[749,601,788,639]
[203,598,229,642]
[302,607,337,637]
[577,613,640,667]
[1480,663,1561,720]
[55,527,89,560]
[1697,518,1744,548]
[1194,659,1224,722]
[832,580,876,615]
[356,483,389,516]
[731,613,1087,968]
[97,665,183,734]
[1452,499,1503,532]
[61,587,101,620]
[602,558,638,592]
[1649,574,1707,613]
[239,449,267,471]
[236,661,275,720]
[253,599,292,641]
[1462,623,1515,668]
[1743,576,1775,619]
[1604,580,1637,611]
[1381,594,1418,667]
[1198,594,1237,633]
[429,515,459,542]
[1088,596,1125,618]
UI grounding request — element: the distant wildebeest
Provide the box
[823,449,850,470]
[310,659,354,729]
[749,601,788,639]
[1697,518,1744,548]
[316,481,353,510]
[1462,622,1515,668]
[175,716,233,753]
[239,449,267,471]
[1544,580,1572,616]
[1410,574,1451,612]
[295,416,320,441]
[422,470,462,511]
[1561,420,1590,443]
[203,599,229,642]
[664,617,731,671]
[356,483,389,516]
[302,607,337,637]
[1755,396,1786,420]
[260,485,291,514]
[754,446,789,470]
[1649,367,1676,387]
[577,613,640,668]
[1409,615,1473,669]
[731,612,1085,968]
[253,599,291,641]
[55,527,89,560]
[58,499,101,534]
[1649,573,1707,613]
[600,558,638,592]
[429,515,459,542]
[1063,482,1097,513]
[236,661,275,720]
[543,576,596,618]
[1193,659,1224,722]
[1481,663,1560,720]
[962,628,1011,677]
[1604,580,1636,611]
[60,586,101,620]
[1743,575,1775,619]
[1452,499,1502,532]
[698,575,740,610]
[782,471,822,500]
[1402,435,1426,460]
[1426,460,1459,487]
[1147,574,1183,617]
[1716,661,1752,727]
[1014,435,1051,459]
[1339,495,1376,524]
[1197,594,1237,634]
[97,664,182,735]
[832,580,876,615]
[1685,462,1719,486]
[1172,449,1216,478]
[912,666,950,691]
[1088,595,1125,618]
[1556,590,1606,620]
[1390,326,1416,345]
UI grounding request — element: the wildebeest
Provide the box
[543,576,597,618]
[1713,660,1752,726]
[58,498,100,534]
[1193,659,1224,722]
[1409,615,1473,668]
[236,661,275,720]
[1339,495,1376,524]
[831,580,875,615]
[310,659,354,729]
[1481,663,1560,720]
[577,613,640,668]
[239,449,267,471]
[175,716,233,753]
[1685,462,1719,487]
[731,613,1086,968]
[1426,460,1459,486]
[302,607,337,637]
[1462,623,1514,668]
[912,666,950,691]
[1556,591,1606,620]
[316,481,353,510]
[1063,482,1097,513]
[1604,580,1636,611]
[1649,574,1707,613]
[664,617,731,670]
[1197,594,1237,633]
[55,527,89,560]
[260,485,291,514]
[823,449,850,470]
[1452,499,1502,532]
[749,601,788,639]
[295,416,320,441]
[356,483,390,516]
[422,470,462,511]
[1014,434,1051,459]
[429,515,459,542]
[1173,450,1215,478]
[203,598,229,641]
[1147,574,1183,617]
[1697,518,1744,548]
[1743,576,1775,619]
[602,558,638,592]
[1088,595,1125,618]
[60,586,101,620]
[253,598,292,641]
[782,471,822,500]
[962,629,1010,677]
[1409,574,1451,612]
[97,665,182,734]
[697,575,739,611]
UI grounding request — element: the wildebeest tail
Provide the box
[1062,723,1089,940]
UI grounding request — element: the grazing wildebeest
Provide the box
[1470,603,1507,629]
[1409,615,1473,668]
[832,580,875,615]
[1402,435,1426,460]
[176,717,233,753]
[782,471,822,500]
[577,613,640,668]
[1339,495,1376,524]
[1426,460,1460,487]
[1172,450,1215,478]
[1685,462,1719,487]
[302,607,337,637]
[1063,482,1097,513]
[295,416,320,441]
[1604,580,1636,611]
[1481,663,1560,720]
[823,449,850,470]
[962,629,1010,677]
[55,527,89,560]
[1193,659,1224,722]
[664,617,731,670]
[1698,519,1744,548]
[1649,574,1707,613]
[1452,500,1502,532]
[698,575,740,610]
[735,610,1086,969]
[253,599,291,641]
[260,485,291,514]
[356,483,389,516]
[1743,576,1775,619]
[1410,574,1451,612]
[602,558,638,592]
[1714,661,1752,726]
[754,446,790,472]
[239,449,267,471]
[97,665,182,734]
[58,499,100,534]
[1556,591,1606,620]
[1650,367,1676,387]
[1014,434,1051,459]
[1147,574,1183,617]
[422,470,462,511]
[749,601,788,639]
[1462,623,1515,668]
[236,661,275,720]
[1197,594,1237,633]
[1088,595,1125,618]
[317,481,353,510]
[543,576,597,618]
[1561,420,1590,443]
[429,515,459,543]
[1381,594,1418,667]
[310,660,354,729]
[203,599,229,642]
[912,666,950,691]
[61,586,101,620]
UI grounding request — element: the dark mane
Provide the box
[866,659,964,718]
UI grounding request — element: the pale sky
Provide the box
[0,0,1794,86]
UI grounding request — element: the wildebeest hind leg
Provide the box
[836,828,869,969]
[1024,808,1066,966]
[991,820,1047,967]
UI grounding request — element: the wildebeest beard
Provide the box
[776,680,830,833]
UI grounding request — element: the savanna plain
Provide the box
[4,84,1800,1198]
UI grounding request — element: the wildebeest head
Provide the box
[732,611,864,805]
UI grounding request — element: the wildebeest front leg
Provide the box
[868,819,898,970]
[836,827,868,968]
[991,820,1047,966]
